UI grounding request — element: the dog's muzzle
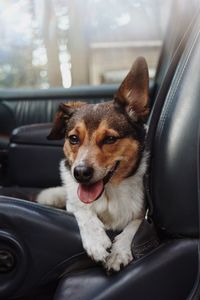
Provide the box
[76,161,120,204]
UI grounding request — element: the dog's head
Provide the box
[48,57,149,204]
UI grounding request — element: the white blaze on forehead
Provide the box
[73,146,90,167]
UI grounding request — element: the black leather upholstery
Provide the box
[54,240,198,300]
[6,124,63,187]
[151,19,200,237]
[7,143,63,187]
[0,197,198,300]
[0,197,83,299]
[11,123,63,146]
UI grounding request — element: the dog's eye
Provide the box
[68,135,80,145]
[103,136,118,145]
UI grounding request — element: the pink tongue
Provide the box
[77,180,104,204]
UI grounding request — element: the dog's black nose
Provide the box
[74,165,94,183]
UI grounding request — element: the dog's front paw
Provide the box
[83,232,112,264]
[105,239,133,272]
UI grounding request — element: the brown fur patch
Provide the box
[94,120,140,184]
[94,120,120,145]
[109,138,139,184]
[68,121,87,144]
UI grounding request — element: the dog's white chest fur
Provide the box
[92,176,144,230]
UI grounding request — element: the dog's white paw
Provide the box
[105,237,133,272]
[82,231,112,263]
[106,248,133,272]
[36,187,66,208]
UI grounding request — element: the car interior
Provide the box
[0,0,199,299]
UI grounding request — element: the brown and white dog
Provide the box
[37,57,149,272]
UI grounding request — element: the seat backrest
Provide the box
[149,9,200,238]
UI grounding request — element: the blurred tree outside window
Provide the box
[0,0,171,89]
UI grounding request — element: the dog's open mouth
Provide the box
[77,161,120,204]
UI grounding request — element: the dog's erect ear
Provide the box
[47,101,86,140]
[114,57,149,121]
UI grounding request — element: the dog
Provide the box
[37,57,149,272]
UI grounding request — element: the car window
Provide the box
[0,0,171,89]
